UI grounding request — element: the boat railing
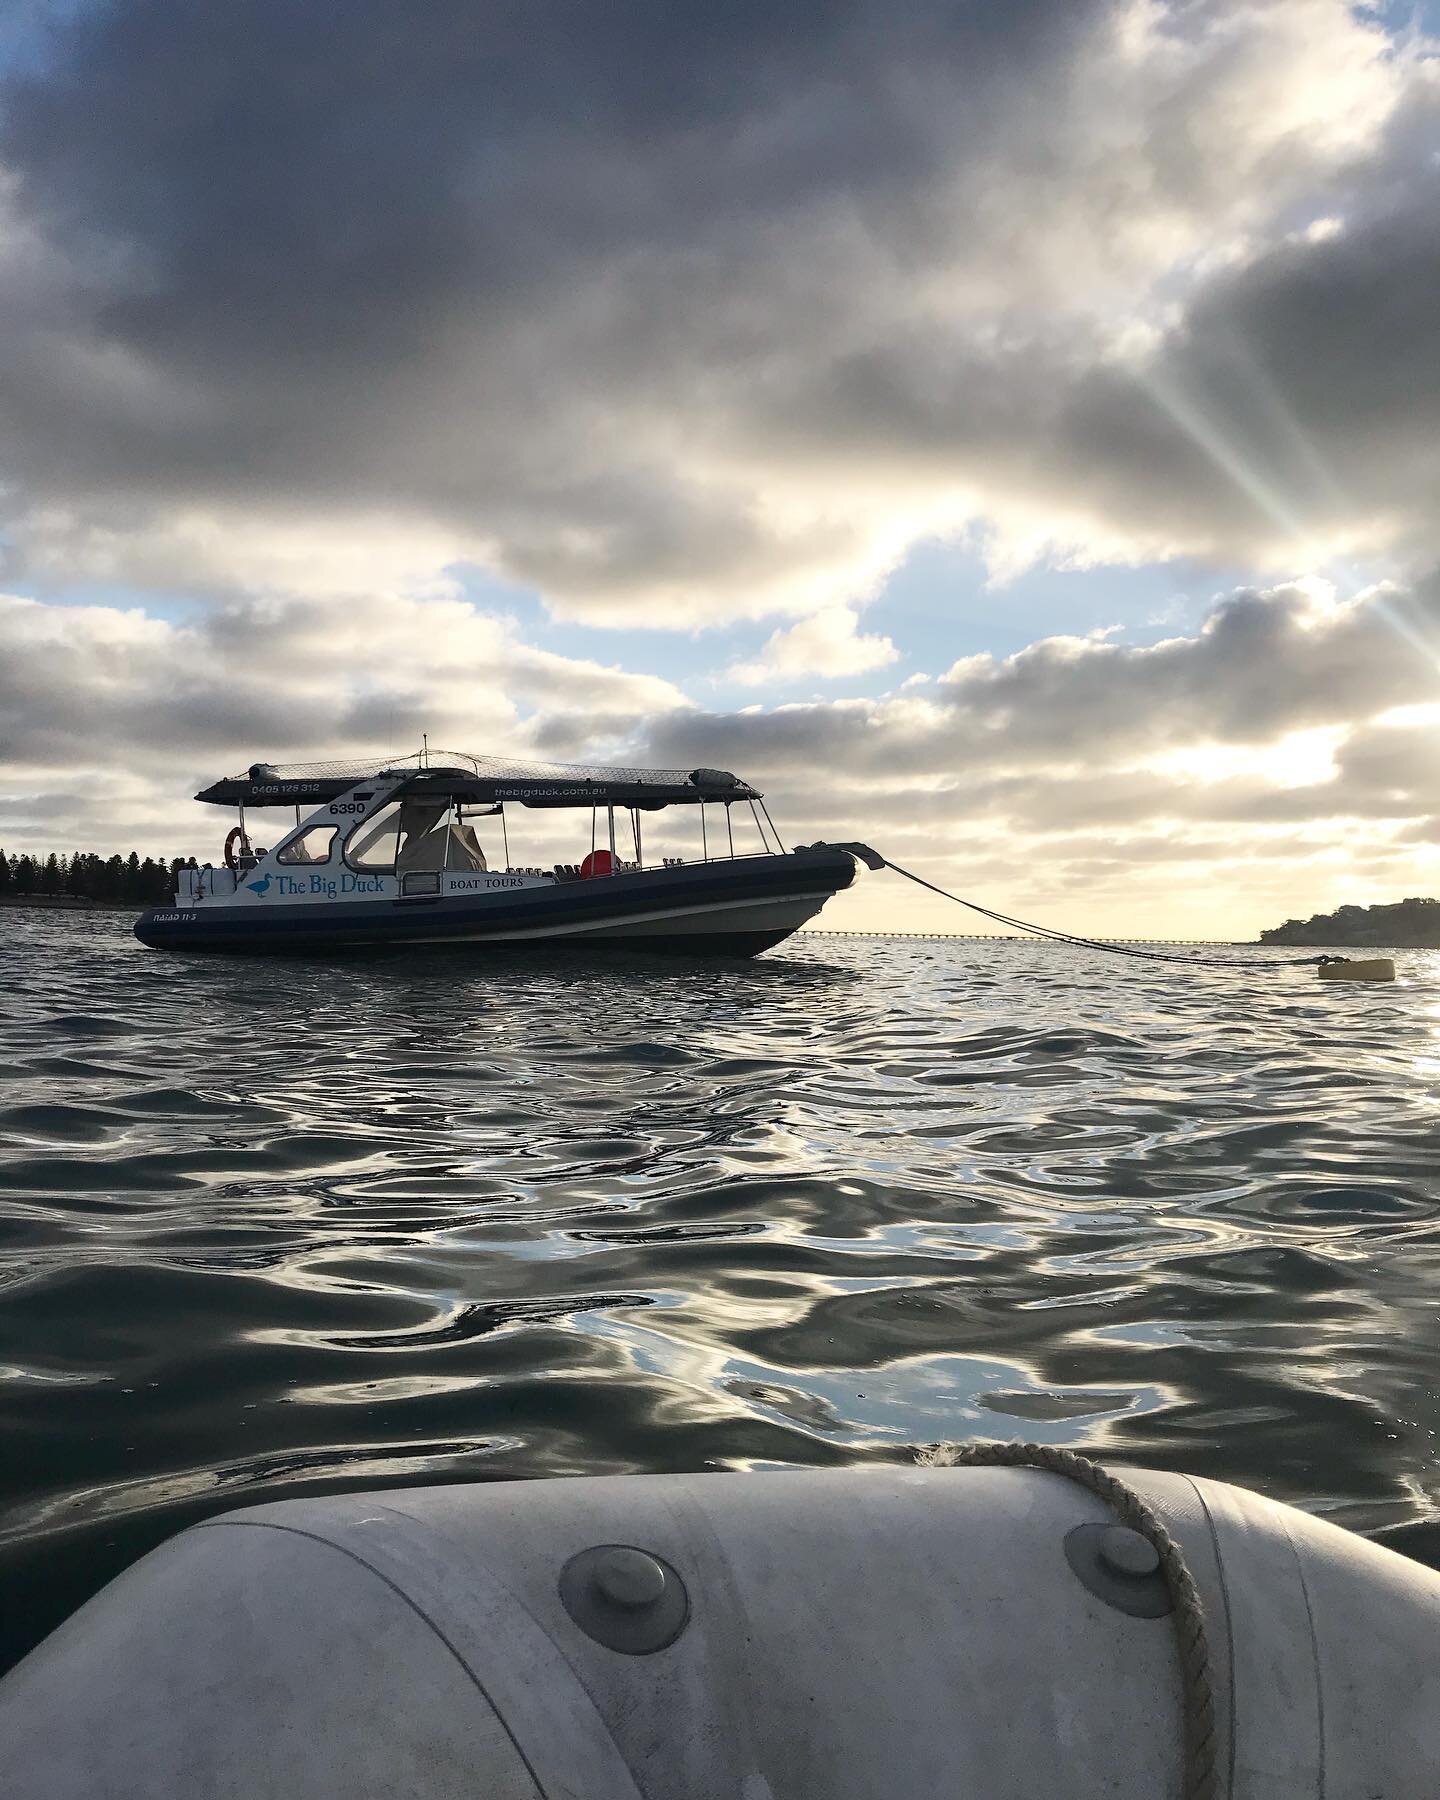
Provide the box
[509,849,785,883]
[178,842,790,905]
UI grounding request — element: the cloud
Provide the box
[730,605,899,684]
[611,571,1440,931]
[6,569,1440,936]
[645,575,1440,784]
[4,1,1440,936]
[0,0,1433,624]
[0,585,691,844]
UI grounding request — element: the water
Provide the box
[3,909,1439,1671]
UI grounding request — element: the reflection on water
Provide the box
[2,909,1439,1668]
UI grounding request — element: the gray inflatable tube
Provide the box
[1,1464,1436,1797]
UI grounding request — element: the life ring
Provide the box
[223,827,251,871]
[579,849,614,879]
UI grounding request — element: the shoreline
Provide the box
[0,894,134,912]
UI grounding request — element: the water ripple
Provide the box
[2,908,1440,1668]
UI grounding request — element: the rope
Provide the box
[921,1440,1219,1800]
[880,855,1329,972]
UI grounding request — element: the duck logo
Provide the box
[245,873,272,896]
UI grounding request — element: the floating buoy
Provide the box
[1318,958,1395,982]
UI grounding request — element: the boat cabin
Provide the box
[179,752,786,908]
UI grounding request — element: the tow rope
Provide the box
[918,1440,1219,1800]
[813,842,1392,979]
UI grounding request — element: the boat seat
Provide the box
[451,824,487,871]
[397,822,487,873]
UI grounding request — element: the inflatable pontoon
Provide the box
[134,751,861,956]
[1,1451,1435,1797]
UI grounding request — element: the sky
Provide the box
[1,0,1439,937]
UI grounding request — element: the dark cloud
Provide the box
[745,177,1440,575]
[1052,187,1440,566]
[0,0,1430,613]
[4,0,1440,933]
[0,0,1086,495]
[9,0,1088,299]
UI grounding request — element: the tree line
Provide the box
[1260,896,1440,948]
[0,849,188,906]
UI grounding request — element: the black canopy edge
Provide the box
[196,768,760,809]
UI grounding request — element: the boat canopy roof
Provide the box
[196,752,760,810]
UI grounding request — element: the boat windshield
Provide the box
[276,824,337,865]
[347,803,403,869]
[347,799,488,872]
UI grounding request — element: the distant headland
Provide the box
[1260,898,1440,949]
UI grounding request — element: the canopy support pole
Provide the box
[607,805,617,874]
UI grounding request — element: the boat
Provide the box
[133,751,862,955]
[1,1457,1436,1796]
